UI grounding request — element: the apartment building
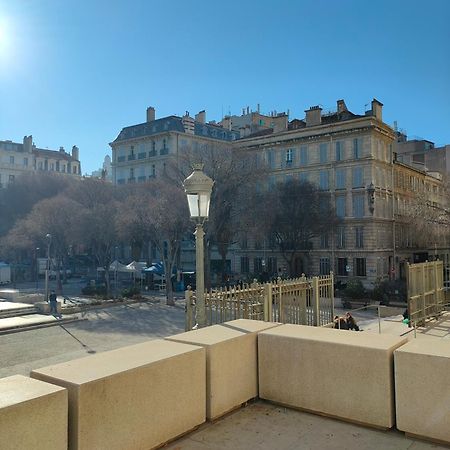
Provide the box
[234,99,448,285]
[0,135,81,188]
[395,136,450,176]
[110,107,240,185]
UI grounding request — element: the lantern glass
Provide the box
[187,192,211,220]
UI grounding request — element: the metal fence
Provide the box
[406,260,446,327]
[185,273,334,330]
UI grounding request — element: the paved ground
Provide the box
[166,402,446,450]
[0,301,185,378]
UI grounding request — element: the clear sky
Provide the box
[0,0,449,174]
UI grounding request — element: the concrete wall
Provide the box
[0,375,67,450]
[395,339,450,444]
[31,339,206,450]
[258,324,407,429]
[166,319,280,420]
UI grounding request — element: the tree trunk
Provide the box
[165,266,175,306]
[104,268,111,297]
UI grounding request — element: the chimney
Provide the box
[23,135,33,153]
[305,106,322,127]
[337,99,348,113]
[71,145,79,161]
[146,106,155,122]
[59,146,65,153]
[195,110,206,124]
[182,112,195,134]
[371,98,383,121]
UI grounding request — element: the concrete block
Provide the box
[31,339,205,450]
[0,375,67,450]
[395,339,450,445]
[166,320,280,420]
[258,324,407,429]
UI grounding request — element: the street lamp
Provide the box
[45,233,52,302]
[183,164,214,328]
[35,247,40,290]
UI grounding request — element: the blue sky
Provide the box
[0,0,449,173]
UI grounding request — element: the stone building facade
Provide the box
[110,107,239,185]
[0,135,81,188]
[234,99,449,286]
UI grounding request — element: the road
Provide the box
[0,301,185,379]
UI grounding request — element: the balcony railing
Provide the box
[137,176,146,182]
[117,156,125,163]
[138,153,146,160]
[117,179,125,185]
[160,148,169,156]
[128,154,136,161]
[128,177,136,183]
[148,150,156,157]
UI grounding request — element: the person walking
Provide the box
[49,290,58,316]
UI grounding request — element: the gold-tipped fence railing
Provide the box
[406,260,447,327]
[185,273,334,330]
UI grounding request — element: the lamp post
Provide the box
[45,233,52,302]
[35,247,40,290]
[183,164,214,328]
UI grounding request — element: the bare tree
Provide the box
[168,142,267,284]
[146,180,190,305]
[1,194,82,293]
[67,179,119,296]
[255,180,338,277]
[0,172,73,237]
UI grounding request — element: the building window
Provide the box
[353,138,361,159]
[319,143,328,163]
[355,226,364,248]
[354,258,366,277]
[352,194,365,218]
[241,257,249,274]
[241,236,248,249]
[337,258,348,276]
[319,257,330,275]
[9,156,14,165]
[50,163,54,171]
[23,158,28,167]
[268,257,277,275]
[299,172,308,183]
[286,148,293,165]
[8,175,15,183]
[267,150,275,169]
[336,227,346,248]
[335,141,343,161]
[336,168,346,189]
[320,233,329,249]
[352,167,364,188]
[38,161,43,170]
[300,146,308,165]
[319,170,329,190]
[336,196,346,218]
[254,258,263,274]
[62,164,65,173]
[151,164,156,177]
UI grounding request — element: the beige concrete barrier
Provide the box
[395,339,450,445]
[31,339,205,450]
[258,324,407,429]
[0,375,67,450]
[166,319,280,420]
